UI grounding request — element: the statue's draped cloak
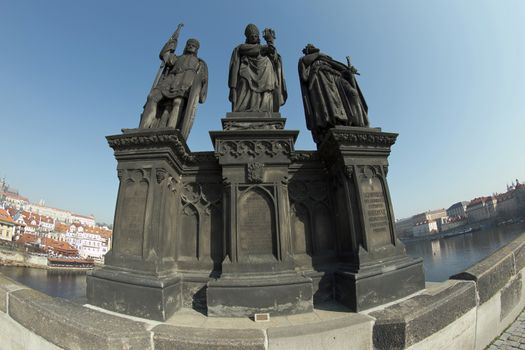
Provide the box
[299,53,368,141]
[153,50,208,136]
[229,44,287,112]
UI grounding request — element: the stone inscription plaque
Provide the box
[238,189,276,257]
[360,177,392,247]
[118,178,147,256]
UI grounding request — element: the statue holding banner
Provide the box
[139,24,208,140]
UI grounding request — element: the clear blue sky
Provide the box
[1,1,524,224]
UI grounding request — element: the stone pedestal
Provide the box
[206,112,314,317]
[87,128,191,321]
[88,118,423,320]
[318,126,425,311]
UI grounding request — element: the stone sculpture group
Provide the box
[87,23,425,321]
[138,23,367,143]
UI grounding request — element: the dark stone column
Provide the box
[206,113,314,317]
[87,128,192,321]
[318,126,425,311]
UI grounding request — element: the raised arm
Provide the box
[159,23,184,64]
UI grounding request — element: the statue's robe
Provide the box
[154,53,208,138]
[299,53,368,142]
[229,43,286,112]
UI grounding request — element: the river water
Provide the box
[404,223,525,281]
[0,224,524,300]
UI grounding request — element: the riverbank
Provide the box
[0,247,48,269]
[0,247,94,270]
[401,221,525,244]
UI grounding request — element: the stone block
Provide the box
[207,274,313,317]
[9,289,152,350]
[407,308,476,350]
[0,274,28,313]
[0,312,62,350]
[309,272,334,304]
[501,274,522,321]
[335,258,425,312]
[474,292,500,350]
[87,269,182,321]
[510,235,525,272]
[371,280,477,350]
[152,324,266,350]
[181,277,208,311]
[267,314,374,350]
[451,247,515,304]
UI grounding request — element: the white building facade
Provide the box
[65,227,109,259]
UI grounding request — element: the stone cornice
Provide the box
[324,127,398,148]
[106,129,196,164]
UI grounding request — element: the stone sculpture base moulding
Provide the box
[87,118,424,321]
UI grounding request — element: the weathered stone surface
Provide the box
[0,312,62,350]
[507,233,525,272]
[475,291,500,350]
[207,274,313,317]
[0,274,28,313]
[87,271,181,321]
[371,280,477,350]
[309,272,334,304]
[335,258,425,312]
[152,324,265,350]
[451,245,516,303]
[108,128,195,165]
[500,274,522,321]
[180,276,208,311]
[489,306,525,350]
[9,289,152,350]
[267,314,374,350]
[222,112,286,131]
[408,308,477,350]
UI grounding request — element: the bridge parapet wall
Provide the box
[1,232,524,349]
[372,232,525,350]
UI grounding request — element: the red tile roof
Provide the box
[41,237,78,255]
[54,222,69,233]
[84,226,112,238]
[0,208,15,225]
[16,234,39,244]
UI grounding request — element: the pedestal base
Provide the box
[86,268,182,321]
[335,257,425,312]
[206,273,314,317]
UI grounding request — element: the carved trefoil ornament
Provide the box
[217,140,292,159]
[180,182,222,216]
[246,162,264,183]
[344,165,354,179]
[156,168,168,184]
